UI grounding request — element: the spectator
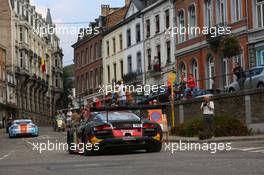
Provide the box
[119,85,127,106]
[184,74,198,98]
[200,95,214,137]
[233,62,246,90]
[153,56,160,72]
[71,110,80,126]
[179,72,187,96]
[126,88,133,105]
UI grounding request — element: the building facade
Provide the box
[143,0,176,86]
[248,0,264,68]
[0,0,63,124]
[174,0,250,90]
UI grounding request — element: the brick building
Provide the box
[174,0,250,90]
[72,4,128,105]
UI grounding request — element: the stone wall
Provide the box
[165,89,264,131]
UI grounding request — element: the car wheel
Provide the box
[83,134,96,156]
[257,82,264,88]
[146,143,162,153]
[9,133,14,138]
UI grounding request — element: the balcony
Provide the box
[123,71,143,84]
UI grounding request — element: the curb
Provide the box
[167,136,264,143]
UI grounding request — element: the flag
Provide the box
[41,57,46,73]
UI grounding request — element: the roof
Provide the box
[105,6,128,29]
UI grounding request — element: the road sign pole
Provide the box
[171,85,175,128]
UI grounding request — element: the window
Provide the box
[166,41,171,63]
[107,66,110,83]
[55,75,58,88]
[191,59,199,82]
[119,34,123,50]
[112,38,116,53]
[177,10,185,43]
[216,0,227,24]
[179,62,187,77]
[106,41,110,56]
[100,67,103,85]
[94,43,97,59]
[136,24,141,43]
[98,40,102,58]
[223,59,229,86]
[205,0,213,27]
[147,48,151,70]
[81,50,84,66]
[188,5,196,38]
[165,9,170,29]
[113,63,117,82]
[156,45,161,66]
[95,69,98,88]
[127,55,132,73]
[232,0,242,22]
[207,56,215,89]
[256,49,264,66]
[257,0,264,28]
[90,70,93,88]
[86,48,89,64]
[233,53,244,68]
[90,46,93,61]
[137,52,142,73]
[19,27,23,42]
[55,59,58,67]
[127,29,131,47]
[20,51,23,68]
[146,19,150,38]
[155,15,160,33]
[86,73,89,90]
[120,60,124,78]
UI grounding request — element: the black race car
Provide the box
[67,110,162,156]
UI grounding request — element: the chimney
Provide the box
[125,0,131,6]
[101,5,110,16]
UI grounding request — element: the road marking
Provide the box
[74,164,98,167]
[249,149,264,153]
[239,147,264,151]
[0,150,14,160]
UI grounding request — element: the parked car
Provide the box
[226,66,264,92]
[8,119,39,138]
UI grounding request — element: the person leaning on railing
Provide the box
[233,62,246,90]
[184,74,198,99]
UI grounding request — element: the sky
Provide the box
[31,0,125,66]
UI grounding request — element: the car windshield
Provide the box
[95,112,140,122]
[249,68,264,76]
[13,120,32,124]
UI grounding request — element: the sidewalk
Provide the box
[168,134,264,143]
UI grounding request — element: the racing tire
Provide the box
[8,133,14,139]
[83,135,96,156]
[146,143,162,153]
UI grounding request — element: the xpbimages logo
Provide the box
[31,140,100,154]
[165,25,232,37]
[98,83,166,95]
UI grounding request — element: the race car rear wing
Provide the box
[90,105,166,122]
[90,105,165,112]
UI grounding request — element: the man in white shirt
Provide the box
[200,95,214,137]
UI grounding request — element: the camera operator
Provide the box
[200,95,214,137]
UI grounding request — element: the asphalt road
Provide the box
[0,127,264,175]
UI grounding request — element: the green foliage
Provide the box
[171,115,249,137]
[221,35,241,58]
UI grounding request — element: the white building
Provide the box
[143,0,176,86]
[122,0,145,85]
